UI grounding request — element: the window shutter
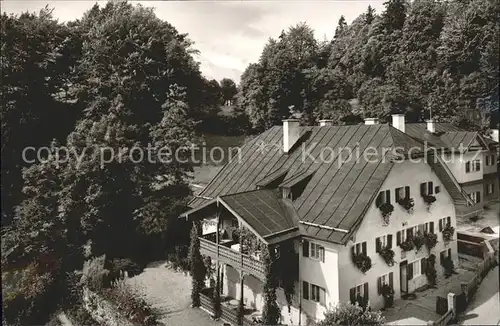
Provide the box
[303,240,309,257]
[418,224,424,233]
[405,186,410,199]
[407,227,413,238]
[448,248,451,259]
[439,219,443,232]
[320,247,325,262]
[363,283,369,302]
[420,183,426,196]
[377,277,382,295]
[303,281,309,300]
[395,188,400,202]
[397,231,401,245]
[440,252,445,266]
[466,162,470,173]
[386,190,391,204]
[421,258,427,274]
[362,242,367,255]
[408,263,413,280]
[376,238,381,253]
[320,288,326,305]
[376,192,382,207]
[428,182,434,195]
[446,216,451,227]
[349,287,355,304]
[388,234,393,248]
[477,191,481,203]
[389,272,393,288]
[430,222,434,234]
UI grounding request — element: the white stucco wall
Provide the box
[299,237,340,321]
[483,150,498,176]
[443,151,483,184]
[337,160,458,311]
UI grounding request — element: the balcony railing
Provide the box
[199,237,266,280]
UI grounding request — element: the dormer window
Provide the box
[280,170,314,201]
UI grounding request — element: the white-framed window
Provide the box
[485,155,495,166]
[375,234,393,252]
[303,281,326,305]
[423,221,435,234]
[310,242,325,261]
[486,183,494,195]
[420,181,434,196]
[380,272,390,285]
[466,160,481,173]
[469,191,481,204]
[353,241,367,255]
[376,189,391,206]
[350,282,368,304]
[408,259,422,280]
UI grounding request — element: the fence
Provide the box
[433,310,454,326]
[435,295,448,315]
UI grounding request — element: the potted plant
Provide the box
[352,251,372,273]
[412,231,425,252]
[379,203,394,225]
[399,235,414,252]
[397,197,414,214]
[381,284,395,309]
[378,246,395,266]
[442,224,455,242]
[424,232,438,251]
[422,194,436,211]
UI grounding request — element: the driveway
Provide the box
[459,266,500,325]
[126,261,219,326]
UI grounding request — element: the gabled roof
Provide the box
[405,123,497,150]
[189,124,402,244]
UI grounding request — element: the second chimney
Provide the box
[427,119,436,133]
[364,118,379,125]
[319,119,334,127]
[392,114,405,133]
[283,119,300,153]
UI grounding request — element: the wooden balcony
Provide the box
[199,237,266,280]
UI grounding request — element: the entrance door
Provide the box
[400,260,408,294]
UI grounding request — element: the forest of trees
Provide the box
[237,0,499,132]
[0,0,498,324]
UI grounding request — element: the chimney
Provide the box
[364,118,379,125]
[319,119,334,127]
[392,114,405,133]
[283,119,300,153]
[427,119,436,133]
[491,129,499,142]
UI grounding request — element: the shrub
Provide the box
[424,232,438,251]
[103,279,159,325]
[352,252,372,273]
[189,222,206,307]
[397,197,415,214]
[443,257,456,278]
[81,255,110,292]
[108,259,142,281]
[378,246,395,266]
[413,231,425,252]
[318,302,385,326]
[425,254,437,286]
[381,284,395,308]
[67,304,103,326]
[442,224,455,242]
[262,246,280,326]
[167,245,189,271]
[379,203,394,225]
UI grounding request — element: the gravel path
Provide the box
[126,261,219,326]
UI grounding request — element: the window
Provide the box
[440,248,452,265]
[310,242,325,262]
[395,186,410,202]
[303,281,325,305]
[439,216,451,231]
[353,241,367,255]
[423,221,435,234]
[377,272,394,295]
[469,191,481,204]
[435,186,440,194]
[408,259,422,280]
[376,190,391,207]
[486,155,491,166]
[350,282,368,304]
[420,182,434,196]
[466,160,481,173]
[486,183,494,195]
[375,234,393,252]
[486,154,495,166]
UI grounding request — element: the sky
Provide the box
[2,1,385,83]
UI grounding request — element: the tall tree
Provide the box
[382,0,407,31]
[334,15,347,39]
[189,222,205,307]
[365,5,376,25]
[220,78,238,105]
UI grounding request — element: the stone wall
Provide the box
[82,287,134,326]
